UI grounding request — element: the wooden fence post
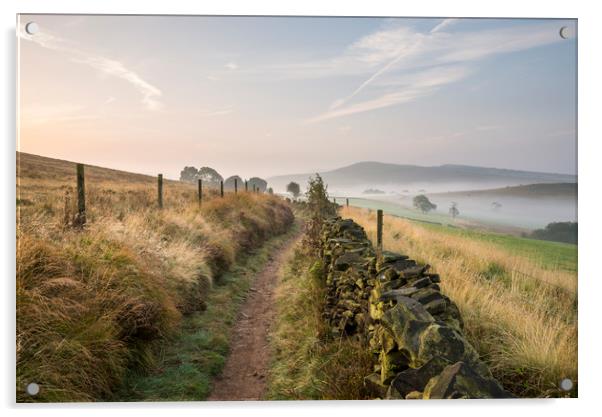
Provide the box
[220,180,224,197]
[377,209,383,263]
[245,180,248,192]
[75,163,86,227]
[198,179,202,206]
[157,174,163,209]
[346,198,349,207]
[234,178,238,194]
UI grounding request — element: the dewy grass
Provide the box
[119,224,300,401]
[344,197,577,273]
[267,244,373,400]
[16,152,294,402]
[340,206,577,398]
[418,221,578,273]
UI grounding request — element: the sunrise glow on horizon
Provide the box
[17,15,577,180]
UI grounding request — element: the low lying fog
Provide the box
[327,182,577,230]
[423,195,575,230]
[327,180,557,196]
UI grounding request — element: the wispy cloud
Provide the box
[19,24,163,111]
[298,20,563,122]
[225,62,238,70]
[307,65,471,123]
[430,18,459,33]
[198,106,233,117]
[329,19,459,111]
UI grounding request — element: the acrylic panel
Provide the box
[16,14,577,402]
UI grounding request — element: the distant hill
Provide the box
[267,161,576,192]
[428,183,577,199]
[363,188,386,195]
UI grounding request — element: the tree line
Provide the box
[180,166,269,192]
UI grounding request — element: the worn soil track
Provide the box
[208,226,303,401]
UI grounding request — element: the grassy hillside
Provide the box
[346,194,577,271]
[419,222,577,272]
[338,197,531,235]
[340,206,577,398]
[16,152,294,402]
[341,196,579,238]
[428,182,577,199]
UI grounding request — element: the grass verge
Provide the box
[118,223,300,401]
[267,243,373,400]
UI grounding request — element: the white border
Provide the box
[3,1,600,416]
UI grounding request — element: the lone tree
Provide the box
[413,194,437,213]
[304,174,336,253]
[179,166,199,183]
[286,181,301,199]
[449,202,459,218]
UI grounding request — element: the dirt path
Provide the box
[208,226,303,401]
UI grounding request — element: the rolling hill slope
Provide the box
[427,183,577,199]
[267,161,576,193]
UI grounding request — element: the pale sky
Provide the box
[17,15,577,180]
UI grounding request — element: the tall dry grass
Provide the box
[16,152,294,401]
[340,206,577,398]
[268,247,373,400]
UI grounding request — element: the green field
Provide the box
[342,197,577,273]
[419,222,577,272]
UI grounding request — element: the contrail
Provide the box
[330,19,458,110]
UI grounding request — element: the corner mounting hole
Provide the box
[559,26,571,40]
[559,378,573,391]
[25,22,39,35]
[26,382,40,396]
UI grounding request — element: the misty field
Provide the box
[16,152,294,401]
[340,206,577,398]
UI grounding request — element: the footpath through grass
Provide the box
[117,223,300,401]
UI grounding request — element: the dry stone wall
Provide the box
[319,216,512,399]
